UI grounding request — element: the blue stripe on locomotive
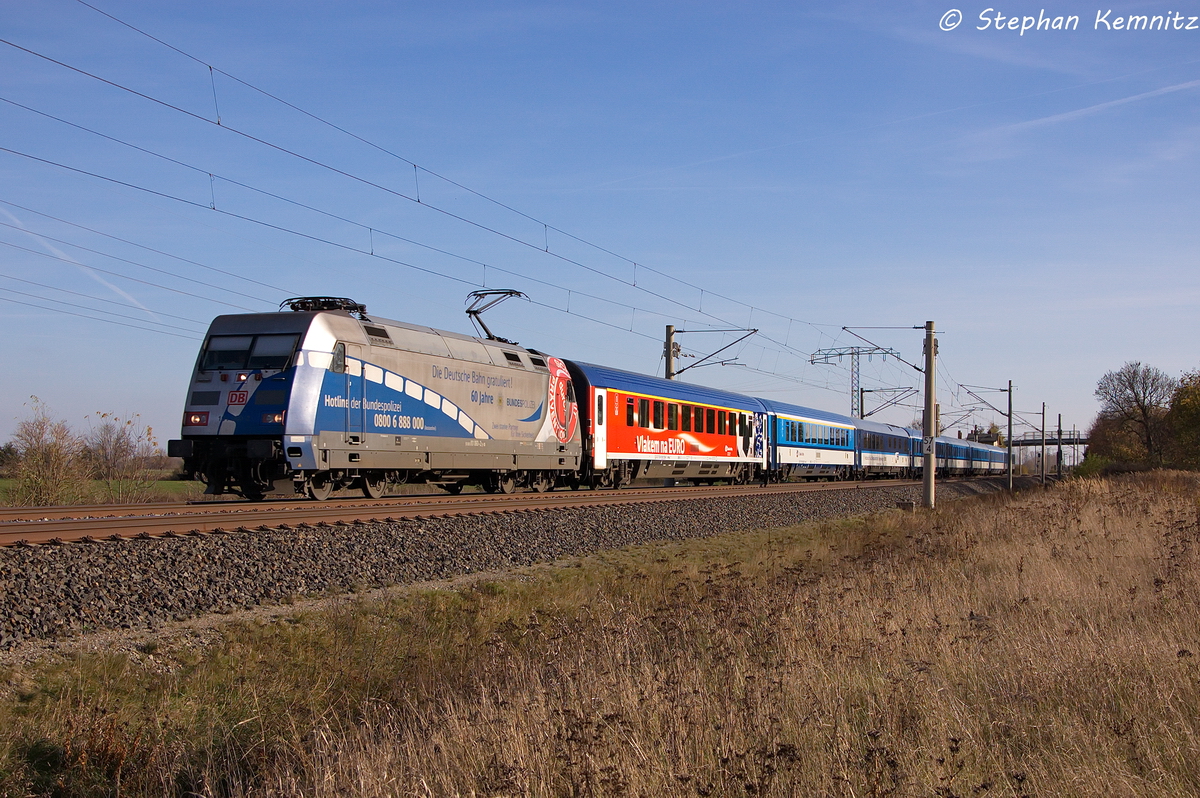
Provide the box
[310,363,486,439]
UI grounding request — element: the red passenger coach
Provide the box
[564,361,766,487]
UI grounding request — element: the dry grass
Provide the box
[2,472,1199,796]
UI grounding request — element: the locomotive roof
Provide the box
[566,361,764,412]
[208,309,538,356]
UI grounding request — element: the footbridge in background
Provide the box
[1007,430,1088,447]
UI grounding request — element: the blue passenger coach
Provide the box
[856,418,915,478]
[757,399,856,481]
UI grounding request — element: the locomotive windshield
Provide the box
[201,334,299,370]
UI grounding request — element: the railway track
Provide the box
[0,480,922,547]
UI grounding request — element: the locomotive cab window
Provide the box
[200,335,253,371]
[201,334,299,371]
[331,343,346,374]
[248,335,299,370]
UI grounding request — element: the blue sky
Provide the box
[2,0,1198,444]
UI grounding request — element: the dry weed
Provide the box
[3,473,1199,797]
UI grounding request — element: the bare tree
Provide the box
[10,398,87,506]
[1094,362,1177,464]
[83,412,162,503]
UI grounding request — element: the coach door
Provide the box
[345,344,365,444]
[592,388,608,469]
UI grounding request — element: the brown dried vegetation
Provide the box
[3,472,1200,796]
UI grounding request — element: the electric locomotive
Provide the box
[169,297,581,499]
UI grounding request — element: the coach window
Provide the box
[668,403,679,431]
[702,408,713,435]
[626,397,635,427]
[596,395,604,426]
[638,398,650,428]
[716,411,726,436]
[331,342,346,374]
[738,413,747,437]
[681,404,691,432]
[653,401,665,430]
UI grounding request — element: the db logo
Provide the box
[229,390,249,405]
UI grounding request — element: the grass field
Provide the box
[0,478,204,506]
[1,472,1198,796]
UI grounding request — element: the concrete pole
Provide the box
[1007,379,1013,491]
[922,321,936,509]
[1040,402,1047,486]
[1056,413,1063,478]
[665,325,676,380]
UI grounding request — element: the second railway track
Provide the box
[0,480,921,547]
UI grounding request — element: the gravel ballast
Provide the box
[0,481,1010,649]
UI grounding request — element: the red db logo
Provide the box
[229,391,249,405]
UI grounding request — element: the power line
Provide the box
[0,146,686,346]
[0,292,200,339]
[67,0,841,340]
[0,284,201,333]
[0,219,272,306]
[0,96,734,335]
[0,200,296,297]
[0,271,209,325]
[0,32,837,365]
[0,237,259,311]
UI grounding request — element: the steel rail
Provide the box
[0,480,910,523]
[0,480,921,547]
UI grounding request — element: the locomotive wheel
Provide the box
[485,473,517,494]
[530,472,552,493]
[361,472,387,499]
[307,473,333,501]
[443,483,464,495]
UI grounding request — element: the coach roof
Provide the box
[565,361,765,413]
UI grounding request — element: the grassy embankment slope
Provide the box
[2,473,1198,796]
[0,479,203,506]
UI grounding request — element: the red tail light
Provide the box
[183,411,209,427]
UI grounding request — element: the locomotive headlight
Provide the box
[262,412,286,424]
[236,372,249,382]
[183,411,209,426]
